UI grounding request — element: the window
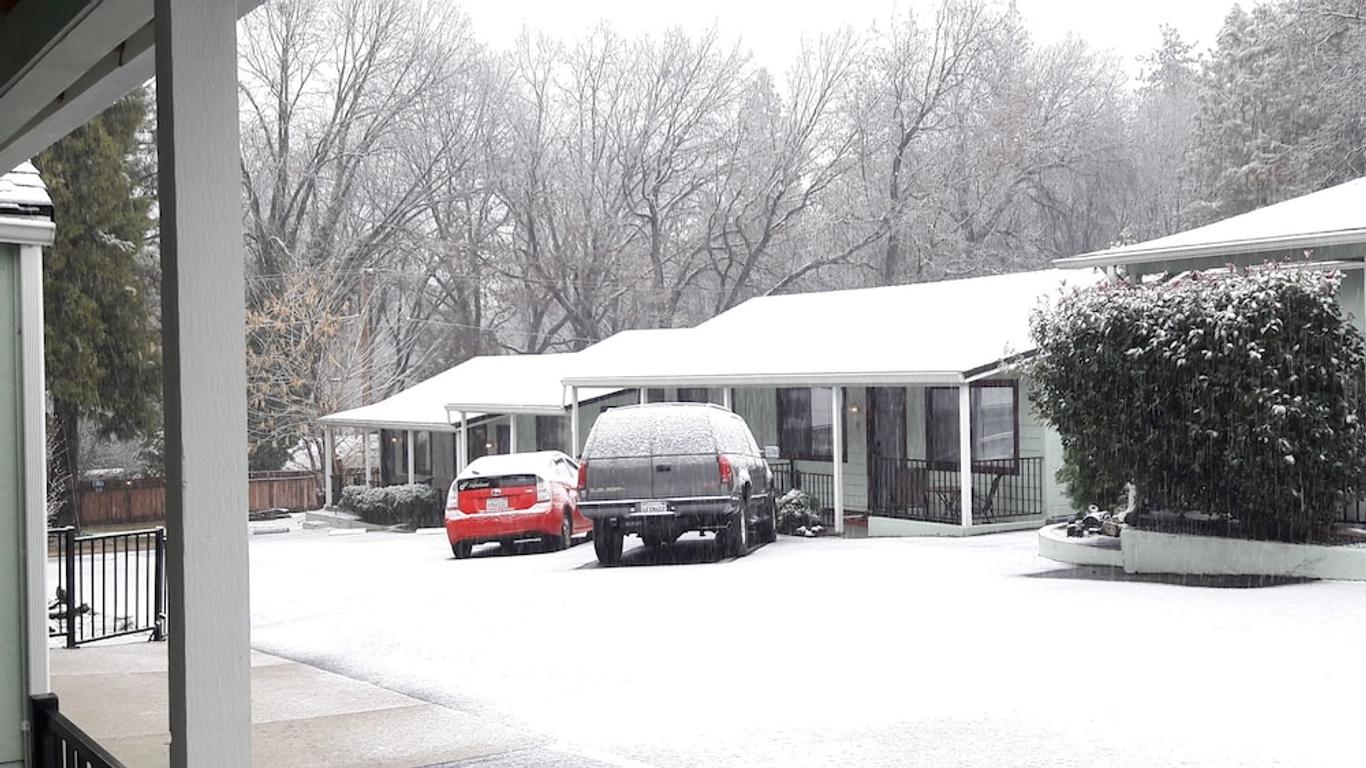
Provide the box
[535,415,569,452]
[646,388,667,403]
[925,381,1019,466]
[677,387,712,403]
[468,422,511,462]
[776,387,847,462]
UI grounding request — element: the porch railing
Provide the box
[49,527,166,648]
[31,693,127,768]
[869,456,1046,524]
[769,461,837,527]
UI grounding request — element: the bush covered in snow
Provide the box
[1029,267,1366,541]
[338,483,439,527]
[776,489,825,536]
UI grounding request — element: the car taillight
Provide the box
[537,477,550,502]
[445,486,463,519]
[717,453,733,486]
[577,460,589,491]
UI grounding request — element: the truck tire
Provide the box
[593,519,623,565]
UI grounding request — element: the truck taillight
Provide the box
[717,454,733,486]
[577,460,589,491]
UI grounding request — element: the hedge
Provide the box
[338,483,439,528]
[1028,267,1366,541]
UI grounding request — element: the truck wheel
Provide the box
[593,520,623,565]
[450,541,473,559]
[727,498,751,558]
[757,497,777,544]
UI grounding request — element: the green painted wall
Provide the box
[0,243,26,766]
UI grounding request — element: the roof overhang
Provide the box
[1055,228,1366,270]
[562,370,975,388]
[0,0,264,172]
[445,402,569,418]
[316,417,461,433]
[0,213,54,245]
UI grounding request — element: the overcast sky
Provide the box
[456,0,1234,77]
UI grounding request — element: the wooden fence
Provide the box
[74,471,319,528]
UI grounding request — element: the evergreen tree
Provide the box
[36,90,159,524]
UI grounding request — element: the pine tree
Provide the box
[36,90,159,525]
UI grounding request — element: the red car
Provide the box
[445,450,590,558]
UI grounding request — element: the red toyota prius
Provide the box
[444,450,590,558]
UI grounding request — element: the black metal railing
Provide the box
[30,693,127,768]
[769,461,838,526]
[49,527,166,648]
[868,456,1045,524]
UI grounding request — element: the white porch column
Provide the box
[958,383,973,528]
[639,387,647,404]
[458,412,469,471]
[363,430,373,487]
[323,428,334,507]
[509,414,519,453]
[20,242,49,695]
[406,429,416,483]
[155,0,252,762]
[831,386,845,535]
[570,386,581,457]
[722,387,732,410]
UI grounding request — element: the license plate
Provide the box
[484,497,509,512]
[638,501,669,515]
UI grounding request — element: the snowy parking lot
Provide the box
[250,529,1366,768]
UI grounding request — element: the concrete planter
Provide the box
[1038,523,1366,581]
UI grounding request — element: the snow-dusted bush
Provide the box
[776,489,825,536]
[338,483,438,527]
[1029,268,1366,541]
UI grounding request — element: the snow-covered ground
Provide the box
[250,530,1366,768]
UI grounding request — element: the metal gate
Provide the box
[48,526,166,648]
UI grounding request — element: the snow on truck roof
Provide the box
[1055,175,1366,269]
[562,269,1098,388]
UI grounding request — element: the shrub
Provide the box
[776,489,825,536]
[338,483,439,527]
[1028,267,1366,541]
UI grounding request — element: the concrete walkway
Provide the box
[50,641,542,767]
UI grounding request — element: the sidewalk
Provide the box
[50,641,542,768]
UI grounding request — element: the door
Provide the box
[865,387,907,513]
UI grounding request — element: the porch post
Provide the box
[406,429,416,483]
[20,242,50,695]
[958,382,972,528]
[458,412,469,471]
[323,427,334,507]
[722,387,732,410]
[639,387,647,404]
[363,431,373,487]
[155,0,252,762]
[831,386,845,535]
[570,386,581,457]
[509,414,519,454]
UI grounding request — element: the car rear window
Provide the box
[456,473,539,492]
[585,406,717,457]
[713,413,758,455]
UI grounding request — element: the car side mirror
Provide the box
[762,445,781,460]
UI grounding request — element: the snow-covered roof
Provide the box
[1055,176,1366,269]
[318,352,621,432]
[0,162,50,211]
[562,269,1098,388]
[439,353,618,417]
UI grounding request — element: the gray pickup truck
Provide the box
[576,402,777,565]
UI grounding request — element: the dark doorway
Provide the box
[865,387,907,513]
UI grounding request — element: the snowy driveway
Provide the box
[250,530,1366,768]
